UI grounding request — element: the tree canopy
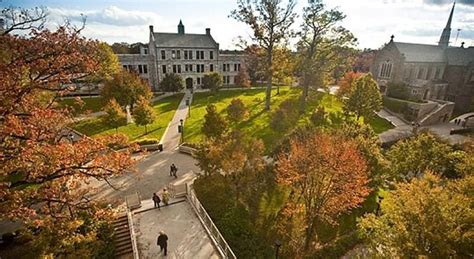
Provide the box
[202,72,222,93]
[101,70,152,109]
[159,73,184,92]
[202,103,228,139]
[133,97,156,134]
[344,73,382,120]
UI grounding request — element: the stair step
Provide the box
[115,238,132,247]
[115,244,133,255]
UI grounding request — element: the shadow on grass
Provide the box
[132,126,164,140]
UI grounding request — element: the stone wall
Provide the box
[371,41,404,93]
[117,54,155,90]
[444,64,474,113]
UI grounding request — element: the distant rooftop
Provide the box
[393,42,446,63]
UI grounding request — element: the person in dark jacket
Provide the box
[157,231,169,256]
[152,193,161,209]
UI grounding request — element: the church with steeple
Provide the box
[371,2,474,118]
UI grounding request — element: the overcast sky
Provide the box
[2,0,473,50]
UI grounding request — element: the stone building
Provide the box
[117,20,245,91]
[371,2,474,114]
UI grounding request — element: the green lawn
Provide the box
[185,87,392,151]
[59,96,104,113]
[73,94,183,141]
[366,115,395,134]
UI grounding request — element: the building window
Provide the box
[434,67,442,79]
[417,68,425,80]
[189,51,193,60]
[177,50,181,60]
[196,64,200,73]
[138,65,147,74]
[178,65,182,73]
[173,65,177,74]
[143,48,148,55]
[210,51,214,60]
[238,64,241,71]
[201,64,204,73]
[161,50,166,60]
[197,77,201,85]
[190,64,193,72]
[172,50,176,59]
[184,50,188,60]
[123,65,127,69]
[185,64,189,72]
[162,65,167,74]
[200,51,204,60]
[210,64,214,72]
[379,62,392,78]
[196,50,200,60]
[223,64,226,72]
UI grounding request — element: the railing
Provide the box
[187,185,237,259]
[127,210,140,259]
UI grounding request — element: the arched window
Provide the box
[379,61,392,78]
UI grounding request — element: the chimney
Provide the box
[149,25,154,33]
[461,42,465,48]
[206,28,211,35]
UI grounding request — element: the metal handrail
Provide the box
[127,210,140,259]
[186,185,237,259]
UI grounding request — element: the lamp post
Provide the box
[274,240,281,259]
[179,119,184,143]
[186,97,191,117]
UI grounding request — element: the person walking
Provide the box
[152,193,161,209]
[157,231,169,256]
[171,163,178,178]
[169,164,174,176]
[162,188,170,206]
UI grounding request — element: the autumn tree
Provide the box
[226,98,249,123]
[358,173,473,258]
[234,66,251,88]
[0,6,47,35]
[0,25,135,256]
[202,104,228,139]
[344,73,382,120]
[275,131,370,255]
[159,73,184,92]
[133,96,156,134]
[243,44,266,86]
[102,98,127,132]
[231,0,297,110]
[101,69,152,110]
[353,49,375,73]
[297,0,356,107]
[202,72,222,93]
[387,132,470,180]
[273,46,296,87]
[336,71,362,98]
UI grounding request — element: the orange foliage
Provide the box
[336,71,363,98]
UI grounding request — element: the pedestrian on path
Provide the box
[171,163,178,178]
[152,193,161,209]
[162,188,170,206]
[157,230,169,256]
[169,164,174,176]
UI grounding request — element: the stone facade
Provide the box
[118,21,245,91]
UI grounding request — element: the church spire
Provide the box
[438,1,455,49]
[178,19,185,34]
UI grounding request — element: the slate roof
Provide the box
[154,33,218,48]
[445,47,474,66]
[393,42,446,63]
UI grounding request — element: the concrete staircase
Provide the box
[419,101,454,126]
[113,214,133,258]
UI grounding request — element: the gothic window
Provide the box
[210,64,214,72]
[178,65,182,73]
[196,50,200,60]
[173,65,177,73]
[138,65,143,74]
[201,51,204,59]
[143,65,148,74]
[197,77,201,85]
[223,64,226,72]
[184,50,188,60]
[161,50,166,60]
[190,64,193,72]
[189,51,193,60]
[238,64,241,71]
[162,65,167,74]
[234,64,238,71]
[379,62,392,78]
[196,65,200,73]
[172,50,176,59]
[143,48,148,55]
[226,64,230,72]
[210,51,214,60]
[177,50,181,60]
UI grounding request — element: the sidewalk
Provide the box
[160,91,193,151]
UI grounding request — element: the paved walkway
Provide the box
[376,109,413,144]
[160,91,193,151]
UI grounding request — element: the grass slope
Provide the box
[73,94,183,141]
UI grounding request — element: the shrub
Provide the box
[386,82,410,100]
[134,138,159,145]
[226,98,249,123]
[202,104,228,139]
[160,73,184,92]
[202,72,222,93]
[270,99,300,131]
[310,106,328,126]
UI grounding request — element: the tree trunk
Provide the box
[300,71,310,112]
[265,47,273,111]
[304,220,316,252]
[145,125,148,134]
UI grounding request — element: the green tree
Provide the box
[297,0,356,107]
[273,47,296,87]
[101,70,152,109]
[202,104,228,139]
[231,0,297,110]
[159,73,184,92]
[202,72,222,93]
[344,73,382,120]
[358,173,473,258]
[226,98,249,123]
[102,98,127,132]
[133,97,156,134]
[387,132,469,180]
[92,42,121,82]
